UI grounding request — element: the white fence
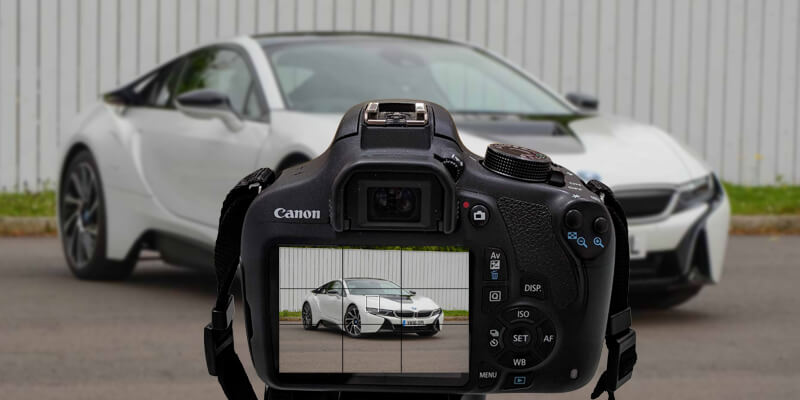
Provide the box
[1,0,799,191]
[279,247,469,312]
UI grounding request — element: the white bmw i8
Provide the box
[57,32,729,308]
[302,278,444,338]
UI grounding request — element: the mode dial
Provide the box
[483,144,552,182]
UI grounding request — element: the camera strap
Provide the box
[205,168,276,400]
[586,180,638,400]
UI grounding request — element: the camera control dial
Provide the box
[483,144,552,182]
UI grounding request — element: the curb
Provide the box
[1,216,799,237]
[729,215,800,234]
[0,217,58,236]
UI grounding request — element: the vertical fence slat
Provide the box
[99,0,119,93]
[237,0,257,34]
[159,0,178,61]
[197,0,217,44]
[596,0,616,113]
[504,0,525,67]
[410,0,430,35]
[465,0,486,46]
[776,0,798,184]
[721,0,746,183]
[297,0,316,31]
[448,0,468,42]
[218,0,237,37]
[577,0,597,94]
[650,0,673,130]
[18,0,39,190]
[39,0,59,188]
[704,0,728,175]
[312,0,333,31]
[429,0,448,38]
[177,0,197,52]
[632,0,653,123]
[57,0,78,149]
[687,0,710,160]
[139,0,158,74]
[0,0,18,191]
[276,0,295,32]
[669,0,691,146]
[740,0,764,185]
[540,0,560,91]
[757,0,781,184]
[77,0,98,112]
[613,0,634,115]
[392,0,412,33]
[118,0,138,84]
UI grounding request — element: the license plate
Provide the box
[402,319,424,326]
[629,232,647,260]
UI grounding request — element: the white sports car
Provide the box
[57,33,729,308]
[302,278,444,338]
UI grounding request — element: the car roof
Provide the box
[253,31,474,49]
[343,277,390,281]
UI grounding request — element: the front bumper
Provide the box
[360,313,444,334]
[627,183,730,292]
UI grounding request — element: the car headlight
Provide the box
[366,307,395,316]
[673,174,717,213]
[431,308,442,316]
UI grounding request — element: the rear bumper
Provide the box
[628,180,730,292]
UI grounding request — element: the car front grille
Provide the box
[616,188,675,219]
[392,310,433,318]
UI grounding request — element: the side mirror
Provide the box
[175,89,244,132]
[565,92,599,111]
[409,290,417,295]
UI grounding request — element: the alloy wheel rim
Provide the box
[344,307,361,336]
[302,304,311,328]
[61,162,100,269]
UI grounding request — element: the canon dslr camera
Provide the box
[204,101,636,399]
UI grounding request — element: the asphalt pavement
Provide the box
[1,236,799,399]
[278,322,469,373]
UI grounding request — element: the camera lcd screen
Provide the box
[278,246,469,376]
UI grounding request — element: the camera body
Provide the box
[239,101,616,393]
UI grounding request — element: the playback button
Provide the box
[484,247,507,281]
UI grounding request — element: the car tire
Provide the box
[343,304,363,338]
[59,149,138,280]
[630,286,703,309]
[302,302,317,330]
[417,320,440,337]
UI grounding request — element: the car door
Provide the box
[130,46,270,227]
[319,280,344,323]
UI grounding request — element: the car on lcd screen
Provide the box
[301,278,443,338]
[56,32,729,308]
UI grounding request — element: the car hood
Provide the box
[275,111,710,189]
[359,294,439,311]
[456,114,711,188]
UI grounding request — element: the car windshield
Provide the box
[345,279,413,296]
[263,36,573,115]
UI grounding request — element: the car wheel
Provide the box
[59,150,138,280]
[343,305,362,338]
[417,320,440,337]
[630,286,703,309]
[302,303,317,330]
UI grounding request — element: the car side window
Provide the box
[175,47,264,119]
[153,61,184,108]
[329,281,343,293]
